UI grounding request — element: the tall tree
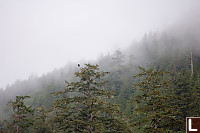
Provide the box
[110,49,125,96]
[112,49,125,71]
[51,64,131,133]
[132,67,182,133]
[6,96,34,133]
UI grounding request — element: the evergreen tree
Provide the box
[51,64,131,133]
[33,106,52,133]
[132,67,182,133]
[170,68,200,126]
[110,49,125,96]
[112,49,124,71]
[6,96,34,133]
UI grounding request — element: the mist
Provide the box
[1,0,199,88]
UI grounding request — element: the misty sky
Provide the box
[0,0,199,88]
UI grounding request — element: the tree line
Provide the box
[1,32,200,132]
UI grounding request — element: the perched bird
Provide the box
[78,64,80,67]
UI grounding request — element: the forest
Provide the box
[0,29,200,133]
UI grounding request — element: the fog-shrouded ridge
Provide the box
[1,2,200,132]
[0,4,200,130]
[1,8,200,105]
[1,0,200,114]
[1,0,199,89]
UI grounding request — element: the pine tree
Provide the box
[51,64,132,133]
[170,68,200,126]
[6,96,34,133]
[33,106,52,133]
[112,49,124,71]
[110,49,125,96]
[132,67,182,133]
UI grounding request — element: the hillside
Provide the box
[0,28,200,132]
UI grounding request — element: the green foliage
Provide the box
[132,67,183,132]
[1,32,200,132]
[51,64,132,133]
[32,106,52,133]
[6,96,34,133]
[169,68,200,132]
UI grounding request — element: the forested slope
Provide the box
[1,30,200,132]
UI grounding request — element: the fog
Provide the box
[0,0,199,88]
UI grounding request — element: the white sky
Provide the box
[0,0,199,88]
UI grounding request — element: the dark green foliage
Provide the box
[32,106,52,133]
[51,64,132,133]
[169,68,200,130]
[6,96,34,133]
[132,67,183,132]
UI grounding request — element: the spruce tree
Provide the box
[170,68,200,129]
[110,49,125,96]
[6,96,34,133]
[33,106,52,133]
[132,67,182,133]
[51,64,131,133]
